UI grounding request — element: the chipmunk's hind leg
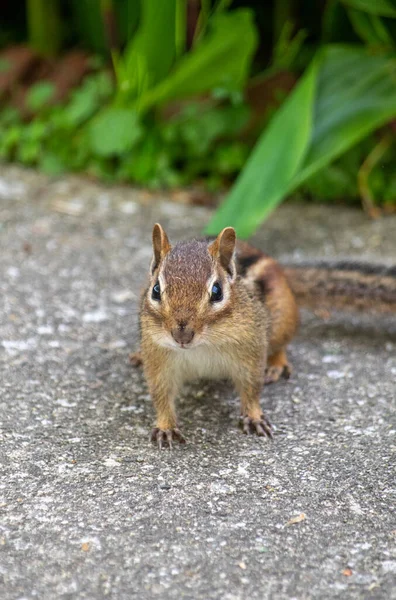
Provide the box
[241,253,299,385]
[265,349,291,384]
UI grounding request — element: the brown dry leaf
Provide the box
[81,542,90,552]
[286,513,306,526]
[342,568,353,577]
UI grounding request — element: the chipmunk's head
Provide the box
[143,223,237,350]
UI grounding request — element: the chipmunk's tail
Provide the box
[282,261,396,314]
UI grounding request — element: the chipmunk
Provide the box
[133,224,396,448]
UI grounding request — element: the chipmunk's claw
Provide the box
[151,427,186,449]
[240,415,273,439]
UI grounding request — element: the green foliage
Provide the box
[347,8,394,46]
[27,0,62,57]
[139,10,257,112]
[206,55,317,237]
[207,46,396,237]
[112,7,257,113]
[26,82,56,111]
[113,0,177,105]
[89,108,143,156]
[0,70,249,187]
[2,0,396,224]
[341,0,396,18]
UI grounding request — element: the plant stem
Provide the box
[100,0,119,53]
[358,132,393,218]
[27,0,62,57]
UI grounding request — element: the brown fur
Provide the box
[138,225,297,446]
[235,241,299,382]
[135,234,394,447]
[283,262,396,314]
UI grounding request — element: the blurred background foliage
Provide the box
[1,0,396,236]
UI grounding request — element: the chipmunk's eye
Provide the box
[152,281,161,301]
[210,282,223,302]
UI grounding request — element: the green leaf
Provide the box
[347,9,394,45]
[115,0,177,102]
[138,9,257,112]
[205,56,319,237]
[294,46,396,184]
[303,163,357,200]
[118,132,160,183]
[207,45,396,238]
[26,82,56,112]
[88,108,143,157]
[341,0,396,18]
[0,125,22,158]
[164,103,249,157]
[40,153,65,175]
[64,72,114,127]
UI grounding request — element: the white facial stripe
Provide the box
[158,272,167,293]
[147,270,168,309]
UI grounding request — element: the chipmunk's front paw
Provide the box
[151,427,186,449]
[240,415,273,439]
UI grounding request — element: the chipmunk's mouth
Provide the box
[170,336,203,351]
[177,339,196,350]
[156,327,205,350]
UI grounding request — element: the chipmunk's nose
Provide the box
[171,321,195,346]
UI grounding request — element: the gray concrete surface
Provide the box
[0,165,395,600]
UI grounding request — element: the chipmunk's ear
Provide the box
[151,223,171,273]
[208,227,236,278]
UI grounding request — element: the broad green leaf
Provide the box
[138,9,257,112]
[341,0,396,18]
[207,45,396,238]
[294,46,396,184]
[26,82,56,111]
[89,108,143,156]
[116,0,177,102]
[206,57,319,237]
